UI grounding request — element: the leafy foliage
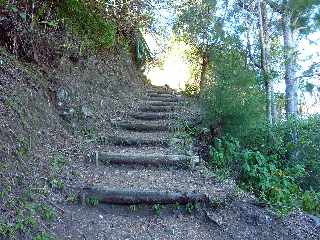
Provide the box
[201,36,265,138]
[57,0,116,50]
[0,192,57,239]
[133,30,152,68]
[33,233,55,240]
[152,204,162,216]
[173,0,222,88]
[209,135,240,170]
[174,0,218,49]
[182,82,200,96]
[208,116,320,215]
[240,150,304,213]
[243,116,320,190]
[86,196,99,207]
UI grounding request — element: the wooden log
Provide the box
[130,112,173,120]
[148,93,176,98]
[147,101,177,107]
[80,188,209,205]
[146,89,173,95]
[94,152,197,168]
[143,96,181,102]
[107,136,169,146]
[111,120,170,132]
[139,105,176,113]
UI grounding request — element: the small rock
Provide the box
[308,214,320,226]
[69,108,75,114]
[205,211,224,226]
[239,202,273,226]
[99,215,104,220]
[243,212,273,226]
[56,87,69,102]
[81,105,93,118]
[165,227,175,235]
[260,214,273,225]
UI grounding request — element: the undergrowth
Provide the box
[206,120,320,215]
[0,188,56,239]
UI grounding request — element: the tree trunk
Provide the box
[282,5,298,119]
[199,51,208,91]
[282,1,298,160]
[130,112,174,120]
[104,135,170,147]
[139,105,176,113]
[258,0,274,125]
[271,84,278,120]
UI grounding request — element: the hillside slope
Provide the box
[0,43,148,238]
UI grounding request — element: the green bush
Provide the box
[240,150,304,213]
[242,115,320,192]
[57,0,116,50]
[199,23,320,218]
[33,232,55,240]
[208,135,240,169]
[134,31,152,67]
[201,39,265,139]
[208,127,320,215]
[182,82,200,97]
[301,190,320,213]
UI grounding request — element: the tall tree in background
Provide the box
[281,0,298,118]
[258,0,275,125]
[173,0,218,90]
[238,0,319,122]
[268,0,320,119]
[237,0,276,125]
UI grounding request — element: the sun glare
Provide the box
[145,36,191,90]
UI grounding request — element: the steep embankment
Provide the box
[0,43,147,238]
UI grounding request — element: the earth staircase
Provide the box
[79,86,218,207]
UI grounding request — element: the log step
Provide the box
[103,136,169,146]
[139,105,176,113]
[111,120,170,132]
[146,89,173,95]
[147,101,177,107]
[92,152,200,168]
[130,112,173,121]
[144,96,181,102]
[147,93,177,98]
[80,188,209,205]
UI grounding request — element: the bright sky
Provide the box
[145,35,191,90]
[299,32,320,114]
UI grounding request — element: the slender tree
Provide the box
[257,0,275,124]
[239,0,276,125]
[267,0,320,119]
[173,0,218,90]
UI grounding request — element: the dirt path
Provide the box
[51,86,320,240]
